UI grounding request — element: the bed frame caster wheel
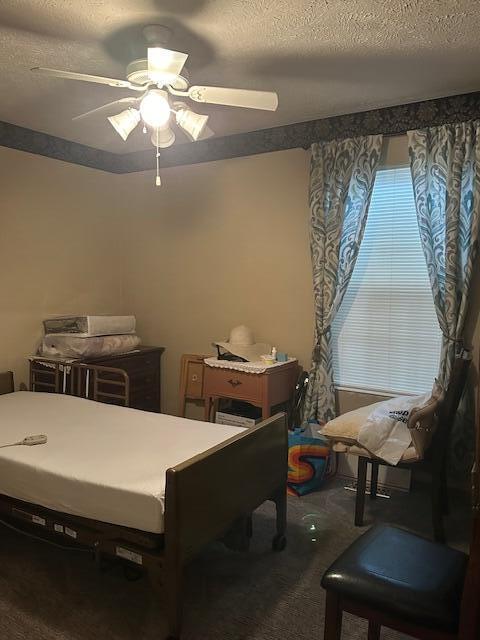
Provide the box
[272,534,287,551]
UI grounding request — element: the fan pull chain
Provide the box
[155,128,161,187]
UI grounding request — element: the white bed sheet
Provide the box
[0,392,244,533]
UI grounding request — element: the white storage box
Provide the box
[43,315,136,337]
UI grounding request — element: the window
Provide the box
[331,166,442,395]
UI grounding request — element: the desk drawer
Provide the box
[204,367,262,402]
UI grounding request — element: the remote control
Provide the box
[21,435,48,446]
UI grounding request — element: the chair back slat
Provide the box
[429,353,471,463]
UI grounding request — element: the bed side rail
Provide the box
[164,412,287,564]
[29,359,129,406]
[70,363,130,406]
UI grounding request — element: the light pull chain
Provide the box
[155,127,161,187]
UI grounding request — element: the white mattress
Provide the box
[0,392,244,533]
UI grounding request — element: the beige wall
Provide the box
[1,135,478,420]
[121,135,480,417]
[120,137,415,417]
[0,146,126,388]
[122,149,314,416]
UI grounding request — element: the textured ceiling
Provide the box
[1,0,479,153]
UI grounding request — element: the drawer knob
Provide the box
[228,379,242,388]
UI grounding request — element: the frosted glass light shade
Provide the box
[140,89,171,128]
[107,108,140,141]
[175,108,209,141]
[150,124,176,148]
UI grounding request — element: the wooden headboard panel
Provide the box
[0,371,14,395]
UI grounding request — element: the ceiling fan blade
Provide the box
[31,67,146,91]
[147,47,188,84]
[72,97,140,121]
[188,86,278,111]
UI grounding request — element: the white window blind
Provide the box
[331,166,442,395]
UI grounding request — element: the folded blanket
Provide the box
[39,334,141,359]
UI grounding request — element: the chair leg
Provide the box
[432,470,446,543]
[324,591,343,640]
[355,457,368,526]
[440,464,449,515]
[370,461,379,499]
[367,620,381,639]
[272,487,287,551]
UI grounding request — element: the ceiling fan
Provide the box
[31,25,279,186]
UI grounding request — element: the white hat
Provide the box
[214,325,271,362]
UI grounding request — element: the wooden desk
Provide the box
[204,360,299,422]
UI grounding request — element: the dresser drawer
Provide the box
[95,354,158,376]
[130,389,160,412]
[204,367,262,402]
[128,369,158,390]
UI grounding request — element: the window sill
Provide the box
[334,385,417,398]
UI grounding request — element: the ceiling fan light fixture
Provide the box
[150,124,176,149]
[107,108,140,141]
[140,89,171,128]
[175,107,209,141]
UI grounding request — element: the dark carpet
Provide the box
[0,479,471,640]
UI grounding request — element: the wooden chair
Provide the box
[321,387,480,640]
[354,352,471,542]
[178,354,209,417]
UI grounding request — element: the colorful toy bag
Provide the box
[287,424,330,496]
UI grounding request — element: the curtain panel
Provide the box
[408,121,480,389]
[303,134,383,424]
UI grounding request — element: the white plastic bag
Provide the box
[357,393,429,465]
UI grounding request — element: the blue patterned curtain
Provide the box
[408,121,480,388]
[303,135,383,424]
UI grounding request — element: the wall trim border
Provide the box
[2,90,480,174]
[0,121,124,173]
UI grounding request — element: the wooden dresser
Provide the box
[84,346,164,413]
[30,346,165,413]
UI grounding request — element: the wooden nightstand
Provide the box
[203,360,299,422]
